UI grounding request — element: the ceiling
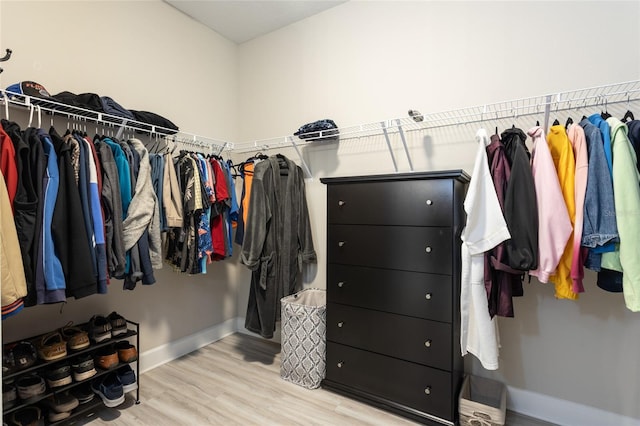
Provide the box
[165,1,347,44]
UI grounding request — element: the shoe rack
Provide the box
[3,320,140,425]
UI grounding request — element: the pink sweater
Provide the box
[567,124,588,293]
[528,126,572,283]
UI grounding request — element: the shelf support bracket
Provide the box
[381,121,399,172]
[288,136,313,178]
[395,119,413,172]
[543,94,552,131]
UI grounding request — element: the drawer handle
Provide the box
[337,281,345,288]
[337,362,344,368]
[424,339,432,348]
[425,293,432,300]
[338,200,346,206]
[424,386,431,395]
[425,246,432,253]
[426,199,433,206]
[338,241,346,247]
[337,321,344,328]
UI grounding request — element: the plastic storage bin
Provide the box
[280,288,326,389]
[459,375,507,426]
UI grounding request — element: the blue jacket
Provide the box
[38,130,66,302]
[579,119,618,271]
[588,114,613,177]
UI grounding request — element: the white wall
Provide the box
[235,1,640,422]
[2,0,640,423]
[0,1,241,354]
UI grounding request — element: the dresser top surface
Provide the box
[320,169,470,184]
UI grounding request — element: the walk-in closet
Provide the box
[1,1,639,426]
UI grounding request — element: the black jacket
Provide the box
[501,127,538,276]
[49,128,97,299]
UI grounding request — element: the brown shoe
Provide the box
[60,322,90,351]
[115,341,138,363]
[94,345,119,370]
[37,332,67,361]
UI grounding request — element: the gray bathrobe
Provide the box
[241,155,316,338]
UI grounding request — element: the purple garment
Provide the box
[485,135,521,318]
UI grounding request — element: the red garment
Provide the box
[210,159,229,260]
[0,127,18,212]
[485,135,521,318]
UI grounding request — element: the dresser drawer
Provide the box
[326,342,454,422]
[327,179,453,226]
[327,303,452,370]
[327,264,452,322]
[328,225,452,274]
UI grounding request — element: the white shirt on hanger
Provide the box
[460,128,511,370]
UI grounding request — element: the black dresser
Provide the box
[320,170,469,425]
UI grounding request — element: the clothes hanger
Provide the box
[622,110,635,122]
[552,118,560,126]
[565,117,573,129]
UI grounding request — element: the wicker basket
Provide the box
[280,288,326,389]
[459,375,507,426]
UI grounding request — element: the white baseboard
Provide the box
[507,386,639,426]
[139,317,237,374]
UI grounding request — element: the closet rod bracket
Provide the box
[381,121,399,172]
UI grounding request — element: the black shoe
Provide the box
[70,382,95,404]
[107,312,128,337]
[44,363,72,388]
[71,354,97,381]
[87,315,112,343]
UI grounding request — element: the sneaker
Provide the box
[47,410,71,422]
[41,391,79,413]
[91,373,125,408]
[87,315,112,343]
[115,341,138,363]
[116,365,138,393]
[71,354,97,381]
[44,363,72,388]
[60,322,90,351]
[9,406,42,426]
[94,345,119,370]
[70,382,94,404]
[3,383,17,409]
[37,332,67,362]
[107,312,128,337]
[15,374,46,400]
[3,341,37,373]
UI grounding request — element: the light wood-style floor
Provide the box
[78,333,557,426]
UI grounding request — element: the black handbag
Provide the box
[294,119,339,141]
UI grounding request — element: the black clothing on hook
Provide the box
[500,127,538,275]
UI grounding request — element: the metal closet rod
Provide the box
[0,90,233,153]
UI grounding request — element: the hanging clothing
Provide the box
[241,155,316,339]
[2,122,40,307]
[500,127,538,275]
[567,124,588,294]
[162,152,183,228]
[234,160,255,245]
[49,128,96,299]
[0,172,28,318]
[588,114,613,177]
[123,139,162,273]
[484,134,520,318]
[95,138,126,279]
[579,118,618,276]
[38,130,67,304]
[0,125,18,210]
[546,125,577,300]
[528,126,572,285]
[460,129,511,371]
[603,118,640,312]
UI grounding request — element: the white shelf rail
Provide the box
[4,80,640,177]
[234,80,640,175]
[0,89,233,154]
